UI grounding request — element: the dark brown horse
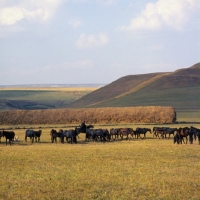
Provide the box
[154,127,177,139]
[153,127,164,138]
[50,129,62,143]
[153,127,170,139]
[119,128,133,140]
[109,128,121,140]
[177,127,193,144]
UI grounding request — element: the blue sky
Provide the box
[0,0,200,85]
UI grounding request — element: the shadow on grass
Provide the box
[0,136,174,146]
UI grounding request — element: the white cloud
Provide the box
[119,0,200,32]
[75,33,109,49]
[68,19,82,28]
[0,0,64,25]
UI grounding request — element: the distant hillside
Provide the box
[68,63,200,111]
[68,72,166,107]
[0,88,97,111]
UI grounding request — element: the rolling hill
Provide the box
[68,63,200,112]
[1,63,199,115]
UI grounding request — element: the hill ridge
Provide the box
[69,72,164,108]
[69,62,200,111]
[87,72,171,107]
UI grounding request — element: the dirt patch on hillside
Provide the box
[0,106,176,125]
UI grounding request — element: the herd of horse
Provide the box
[0,125,200,146]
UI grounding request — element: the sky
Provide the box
[0,0,200,85]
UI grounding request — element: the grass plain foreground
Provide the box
[1,124,200,200]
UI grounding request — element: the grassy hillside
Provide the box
[69,63,200,114]
[69,72,165,108]
[89,86,199,108]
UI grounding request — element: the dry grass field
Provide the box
[1,123,200,200]
[0,85,200,199]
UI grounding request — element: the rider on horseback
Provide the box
[80,121,86,132]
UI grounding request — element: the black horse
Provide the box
[174,132,181,144]
[25,130,35,143]
[76,124,94,135]
[0,130,15,146]
[102,129,111,141]
[136,128,151,139]
[86,129,109,142]
[94,129,108,142]
[34,130,42,142]
[25,129,42,143]
[61,129,78,144]
[85,129,94,141]
[165,128,178,139]
[50,129,62,143]
[190,126,200,145]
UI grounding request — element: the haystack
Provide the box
[0,106,176,125]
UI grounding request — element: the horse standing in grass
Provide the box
[190,126,200,145]
[1,130,15,146]
[165,128,178,139]
[174,132,181,144]
[25,130,35,143]
[109,128,121,140]
[25,129,42,143]
[136,128,151,139]
[61,129,78,144]
[34,130,42,142]
[50,129,62,143]
[119,128,132,140]
[177,127,193,144]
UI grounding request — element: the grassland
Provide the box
[1,64,200,199]
[1,124,200,200]
[0,87,97,110]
